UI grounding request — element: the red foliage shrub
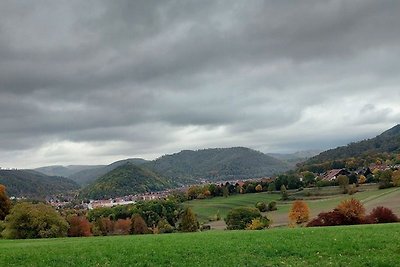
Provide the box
[96,217,114,236]
[113,218,132,235]
[367,206,399,224]
[67,215,92,237]
[306,210,346,227]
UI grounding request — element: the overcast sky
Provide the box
[1,0,400,168]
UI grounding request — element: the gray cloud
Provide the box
[0,0,400,168]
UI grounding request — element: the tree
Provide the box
[337,175,349,193]
[0,184,11,220]
[113,219,132,235]
[67,215,92,237]
[225,207,261,230]
[378,169,393,188]
[280,185,288,200]
[131,214,148,235]
[267,183,275,193]
[255,184,263,192]
[2,202,68,239]
[336,198,365,224]
[179,207,199,232]
[289,200,310,226]
[303,172,315,186]
[392,170,400,187]
[358,175,367,184]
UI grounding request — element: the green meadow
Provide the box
[0,223,399,266]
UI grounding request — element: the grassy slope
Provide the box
[185,186,400,226]
[0,224,399,266]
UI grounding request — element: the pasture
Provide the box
[184,185,400,228]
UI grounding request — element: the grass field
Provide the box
[0,223,399,266]
[184,185,400,228]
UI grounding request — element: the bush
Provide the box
[367,206,399,224]
[157,218,174,233]
[307,210,346,227]
[225,207,261,230]
[255,202,268,212]
[268,201,277,211]
[245,217,270,230]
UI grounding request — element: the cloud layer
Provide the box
[1,0,400,168]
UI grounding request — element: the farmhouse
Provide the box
[320,169,350,181]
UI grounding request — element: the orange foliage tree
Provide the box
[336,198,365,221]
[113,218,132,235]
[131,214,148,234]
[67,215,92,237]
[289,200,310,226]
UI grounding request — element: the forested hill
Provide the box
[80,163,172,199]
[0,169,79,199]
[307,124,400,164]
[145,147,290,184]
[65,158,149,186]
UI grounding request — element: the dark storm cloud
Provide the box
[0,0,400,167]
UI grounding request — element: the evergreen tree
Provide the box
[179,207,199,232]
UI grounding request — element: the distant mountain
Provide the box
[0,169,79,199]
[68,158,149,186]
[268,150,321,166]
[145,147,290,184]
[80,163,171,199]
[308,124,400,164]
[34,165,104,178]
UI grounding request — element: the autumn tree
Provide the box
[131,214,148,235]
[289,200,310,226]
[336,198,365,224]
[0,184,11,220]
[67,215,92,237]
[94,217,114,236]
[2,202,68,239]
[255,184,263,192]
[179,207,199,232]
[113,218,132,235]
[392,170,400,187]
[358,175,366,184]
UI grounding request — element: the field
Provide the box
[184,185,400,228]
[0,223,399,266]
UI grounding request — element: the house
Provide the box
[320,169,350,181]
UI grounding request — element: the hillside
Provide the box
[68,158,148,186]
[34,165,104,178]
[0,169,79,199]
[307,124,400,164]
[80,163,172,199]
[145,147,289,184]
